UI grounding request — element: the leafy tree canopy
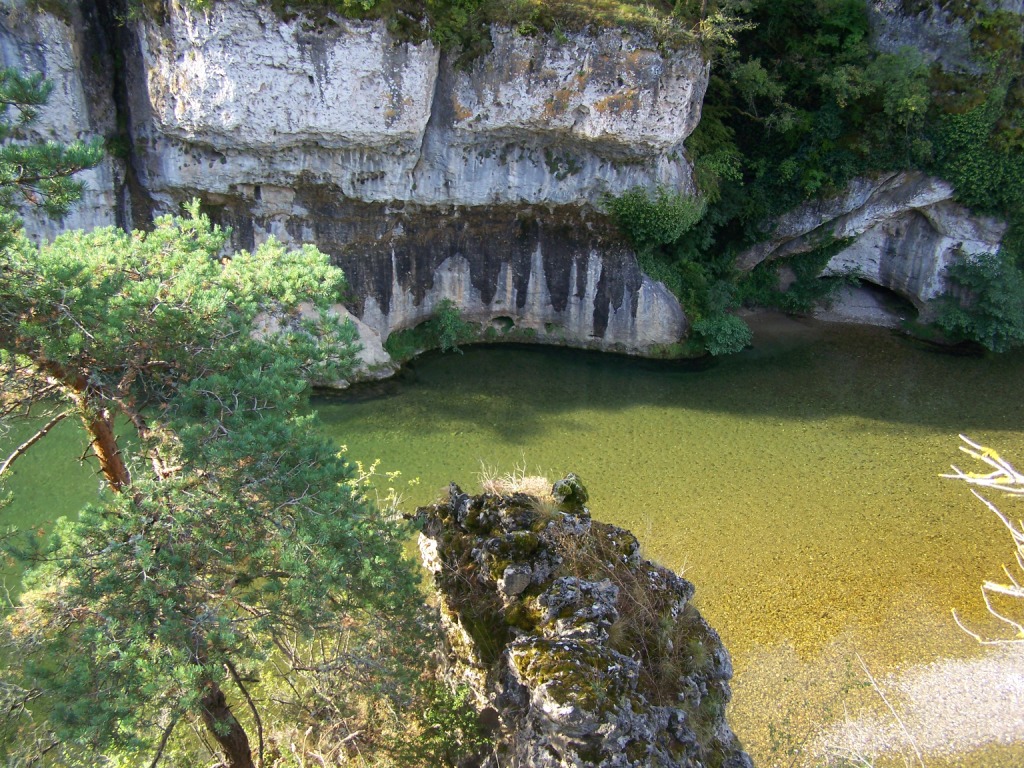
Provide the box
[0,207,421,767]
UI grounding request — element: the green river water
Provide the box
[4,311,1024,766]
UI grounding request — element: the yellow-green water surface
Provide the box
[4,312,1024,766]
[314,313,1024,767]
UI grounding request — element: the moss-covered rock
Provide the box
[418,476,752,768]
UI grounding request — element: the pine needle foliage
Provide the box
[0,207,421,767]
[0,67,102,244]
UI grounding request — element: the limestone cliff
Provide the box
[735,171,1006,323]
[2,0,1015,359]
[1,0,705,365]
[130,0,705,356]
[418,475,752,768]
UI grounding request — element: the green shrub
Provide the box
[691,313,752,356]
[428,298,477,353]
[738,237,858,313]
[383,299,479,360]
[605,186,706,252]
[383,326,424,361]
[931,82,1024,217]
[391,682,492,766]
[933,250,1024,352]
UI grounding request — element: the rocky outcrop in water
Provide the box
[418,476,752,768]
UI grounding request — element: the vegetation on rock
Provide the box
[266,0,711,59]
[934,250,1024,352]
[600,0,1024,353]
[418,474,752,767]
[384,298,481,361]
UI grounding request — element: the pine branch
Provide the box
[0,409,70,477]
[147,716,180,768]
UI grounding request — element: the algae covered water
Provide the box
[4,312,1024,765]
[314,313,1024,766]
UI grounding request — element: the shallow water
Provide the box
[4,312,1024,765]
[313,313,1024,766]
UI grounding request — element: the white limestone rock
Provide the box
[736,171,1006,311]
[133,0,707,207]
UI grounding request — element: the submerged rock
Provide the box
[418,477,752,768]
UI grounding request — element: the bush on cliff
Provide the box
[267,0,707,59]
[933,250,1024,352]
[605,186,707,253]
[384,298,480,360]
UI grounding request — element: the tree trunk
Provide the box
[41,361,131,491]
[200,679,255,768]
[82,406,130,491]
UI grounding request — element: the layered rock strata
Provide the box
[418,475,752,768]
[125,0,706,356]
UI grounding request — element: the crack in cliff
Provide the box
[91,0,155,230]
[410,49,452,190]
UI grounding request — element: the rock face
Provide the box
[870,0,1024,75]
[735,171,1006,319]
[418,476,752,768]
[132,1,706,209]
[0,3,122,240]
[4,0,707,361]
[127,1,706,355]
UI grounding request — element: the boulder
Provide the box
[418,477,752,768]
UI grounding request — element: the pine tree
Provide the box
[0,67,103,246]
[0,72,420,767]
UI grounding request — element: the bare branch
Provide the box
[147,715,180,768]
[855,653,925,768]
[0,410,70,477]
[946,436,1024,644]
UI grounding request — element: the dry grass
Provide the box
[476,461,553,501]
